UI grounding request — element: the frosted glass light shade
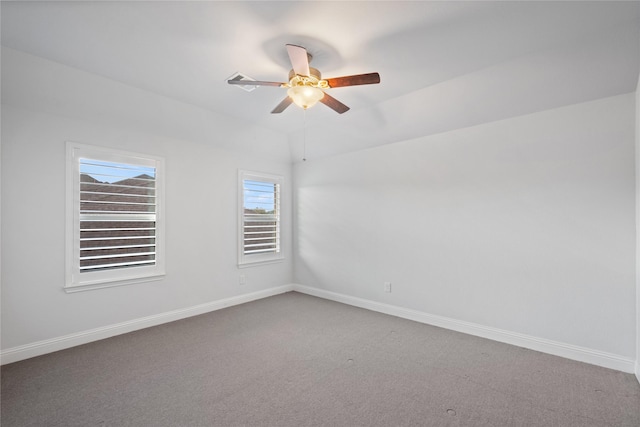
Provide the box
[287,85,324,109]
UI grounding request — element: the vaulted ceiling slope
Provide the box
[2,1,639,161]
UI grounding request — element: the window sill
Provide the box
[238,257,284,269]
[64,273,165,293]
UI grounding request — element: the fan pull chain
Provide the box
[302,109,307,162]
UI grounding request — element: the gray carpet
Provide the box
[2,291,639,426]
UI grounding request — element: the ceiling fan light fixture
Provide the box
[287,85,324,110]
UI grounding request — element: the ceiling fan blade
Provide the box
[286,44,310,77]
[325,72,381,88]
[227,80,286,87]
[271,97,293,114]
[319,92,350,114]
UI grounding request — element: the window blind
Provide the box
[79,159,157,272]
[242,179,280,255]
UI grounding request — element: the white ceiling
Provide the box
[2,1,639,161]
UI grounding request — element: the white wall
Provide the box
[1,49,293,353]
[294,93,637,364]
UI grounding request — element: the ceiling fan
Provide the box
[228,44,380,114]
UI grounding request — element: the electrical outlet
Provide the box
[384,282,392,293]
[239,274,246,285]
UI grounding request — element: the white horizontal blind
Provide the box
[79,159,157,273]
[242,179,280,256]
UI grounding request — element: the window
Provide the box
[238,170,283,266]
[66,142,165,292]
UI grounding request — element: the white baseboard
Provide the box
[4,283,635,375]
[1,284,294,365]
[293,284,636,374]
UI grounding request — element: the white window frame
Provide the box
[65,142,165,292]
[238,170,284,267]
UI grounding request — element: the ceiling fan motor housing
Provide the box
[288,68,328,88]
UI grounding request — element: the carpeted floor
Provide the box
[2,291,639,426]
